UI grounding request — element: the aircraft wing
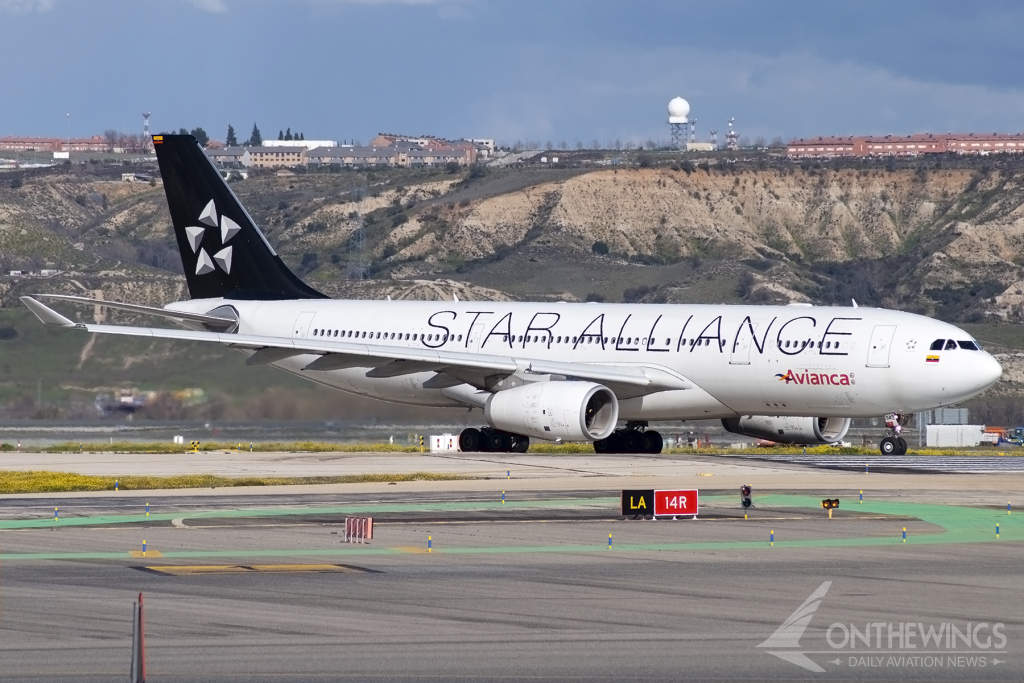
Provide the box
[20,296,690,393]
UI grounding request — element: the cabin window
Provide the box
[458,334,463,341]
[958,340,979,350]
[930,339,945,350]
[603,337,608,344]
[665,338,670,345]
[945,339,957,350]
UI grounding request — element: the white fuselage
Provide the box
[169,298,1002,421]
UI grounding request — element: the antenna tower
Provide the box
[690,119,697,144]
[726,118,740,151]
[709,129,718,148]
[142,112,152,151]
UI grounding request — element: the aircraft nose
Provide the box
[980,353,1003,389]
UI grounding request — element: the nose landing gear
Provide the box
[879,413,909,455]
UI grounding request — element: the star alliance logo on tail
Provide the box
[184,199,240,275]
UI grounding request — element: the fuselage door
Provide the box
[467,319,488,353]
[866,325,896,368]
[292,311,317,339]
[730,321,757,365]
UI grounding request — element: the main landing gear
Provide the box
[459,427,530,453]
[593,422,664,455]
[879,413,908,455]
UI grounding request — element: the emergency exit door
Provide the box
[866,325,896,367]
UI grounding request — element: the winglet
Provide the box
[20,296,78,327]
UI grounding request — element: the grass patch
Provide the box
[25,441,1023,457]
[0,471,468,494]
[40,441,425,454]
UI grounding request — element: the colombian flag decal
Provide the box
[926,355,940,363]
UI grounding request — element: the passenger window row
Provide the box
[312,329,463,343]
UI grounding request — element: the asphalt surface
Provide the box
[0,478,1019,682]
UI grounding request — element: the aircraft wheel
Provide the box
[459,428,483,453]
[487,430,508,452]
[621,430,642,453]
[513,435,530,453]
[879,436,899,455]
[607,432,625,454]
[642,430,664,454]
[593,438,610,454]
[896,437,908,455]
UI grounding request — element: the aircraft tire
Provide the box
[621,430,642,453]
[879,436,899,455]
[459,428,484,453]
[513,435,530,453]
[593,438,610,454]
[896,437,908,455]
[487,430,508,452]
[642,430,664,454]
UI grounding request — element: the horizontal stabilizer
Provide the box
[20,297,77,327]
[34,294,237,327]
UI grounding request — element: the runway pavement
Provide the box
[0,454,1021,681]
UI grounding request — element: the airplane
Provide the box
[20,135,1002,456]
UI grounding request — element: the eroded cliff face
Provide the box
[368,166,1024,320]
[4,164,1024,320]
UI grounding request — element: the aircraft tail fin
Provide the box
[152,134,326,301]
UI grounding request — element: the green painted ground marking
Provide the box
[0,498,618,531]
[0,495,1016,562]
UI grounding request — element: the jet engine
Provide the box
[722,415,851,445]
[485,382,618,442]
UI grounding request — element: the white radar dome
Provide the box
[667,97,690,123]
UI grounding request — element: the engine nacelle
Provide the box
[722,415,851,445]
[485,381,618,442]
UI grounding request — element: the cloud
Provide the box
[187,0,226,11]
[469,44,1024,143]
[0,0,58,12]
[0,0,226,12]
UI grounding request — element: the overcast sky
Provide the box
[3,0,1024,145]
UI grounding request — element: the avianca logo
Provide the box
[776,370,854,386]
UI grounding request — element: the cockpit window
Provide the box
[930,339,945,350]
[944,339,958,350]
[957,340,980,351]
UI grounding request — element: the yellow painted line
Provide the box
[128,550,163,558]
[143,563,368,575]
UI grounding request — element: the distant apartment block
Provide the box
[242,146,308,168]
[0,135,107,152]
[307,143,474,168]
[788,132,1024,158]
[262,139,337,150]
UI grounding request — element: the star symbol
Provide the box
[185,200,240,275]
[906,339,918,351]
